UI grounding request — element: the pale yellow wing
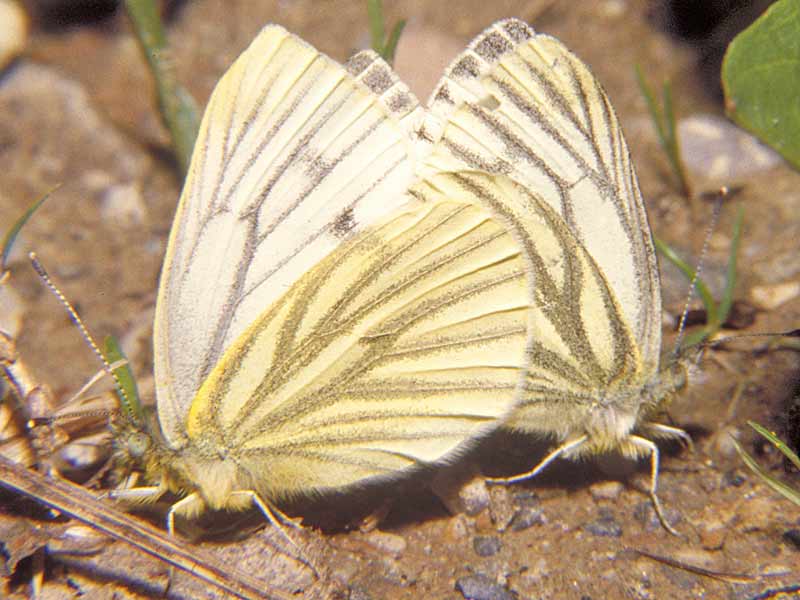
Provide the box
[413,172,643,440]
[186,189,532,499]
[154,25,423,447]
[420,19,661,373]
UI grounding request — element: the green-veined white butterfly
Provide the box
[415,19,691,531]
[111,25,535,535]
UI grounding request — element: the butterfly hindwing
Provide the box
[185,193,532,499]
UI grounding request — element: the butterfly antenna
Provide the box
[28,252,130,409]
[672,188,727,355]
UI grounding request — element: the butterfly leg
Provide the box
[629,435,681,536]
[486,435,588,485]
[228,490,320,577]
[106,485,164,503]
[228,491,302,548]
[643,422,694,453]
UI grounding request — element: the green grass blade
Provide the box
[717,203,743,325]
[367,0,386,56]
[1,188,56,273]
[655,236,717,319]
[635,64,666,143]
[102,335,143,425]
[123,0,199,175]
[635,65,692,197]
[732,436,800,506]
[749,420,800,470]
[384,19,406,64]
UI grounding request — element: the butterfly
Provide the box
[413,19,692,532]
[110,25,535,536]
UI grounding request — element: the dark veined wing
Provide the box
[419,19,661,374]
[185,186,533,498]
[154,25,424,446]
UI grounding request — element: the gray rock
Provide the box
[455,574,517,600]
[472,536,502,557]
[510,506,545,532]
[583,512,623,538]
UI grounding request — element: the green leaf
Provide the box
[103,335,143,425]
[123,0,199,175]
[722,0,800,170]
[1,188,56,273]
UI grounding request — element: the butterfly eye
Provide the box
[126,431,150,459]
[670,362,688,393]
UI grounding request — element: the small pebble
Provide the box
[472,536,502,557]
[782,529,800,551]
[583,512,623,538]
[362,530,406,557]
[455,574,517,600]
[431,468,488,515]
[99,182,146,227]
[488,486,515,532]
[460,477,492,516]
[721,469,746,488]
[698,519,727,551]
[589,480,624,502]
[509,506,545,532]
[446,513,471,541]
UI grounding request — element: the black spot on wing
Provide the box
[332,208,357,239]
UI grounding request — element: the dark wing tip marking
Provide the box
[474,31,513,62]
[451,55,481,80]
[345,50,376,76]
[501,18,534,42]
[388,90,413,113]
[363,64,394,95]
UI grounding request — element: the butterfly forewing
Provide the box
[185,192,531,498]
[154,26,424,447]
[420,19,661,372]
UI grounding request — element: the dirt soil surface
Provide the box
[1,1,799,598]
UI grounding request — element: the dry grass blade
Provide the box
[632,548,759,584]
[0,454,292,600]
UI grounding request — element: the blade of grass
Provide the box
[716,203,743,325]
[732,436,800,506]
[383,19,406,64]
[102,335,143,425]
[1,188,57,274]
[367,0,386,57]
[366,0,404,63]
[748,420,800,470]
[655,236,717,320]
[635,65,692,197]
[123,0,199,175]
